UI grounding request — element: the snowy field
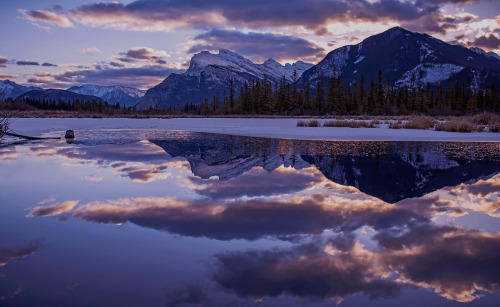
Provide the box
[7,117,500,141]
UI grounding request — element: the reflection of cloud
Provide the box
[211,223,500,303]
[28,192,436,240]
[384,225,500,302]
[29,141,175,183]
[165,284,212,307]
[27,200,79,217]
[0,242,42,266]
[190,166,324,199]
[429,174,500,217]
[0,148,20,162]
[83,175,104,182]
[212,241,400,302]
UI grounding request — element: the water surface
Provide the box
[1,130,499,306]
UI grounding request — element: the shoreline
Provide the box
[6,117,500,142]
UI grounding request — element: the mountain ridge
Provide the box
[137,49,313,109]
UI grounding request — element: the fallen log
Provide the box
[5,132,61,140]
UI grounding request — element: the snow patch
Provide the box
[354,56,365,64]
[395,63,464,87]
[419,43,436,61]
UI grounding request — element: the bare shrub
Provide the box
[435,119,473,132]
[389,117,435,130]
[323,120,375,128]
[297,120,320,127]
[0,115,11,138]
[389,120,403,129]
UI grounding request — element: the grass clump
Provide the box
[435,119,473,133]
[389,117,435,130]
[297,120,320,127]
[323,120,375,128]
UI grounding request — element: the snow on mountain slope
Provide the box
[0,80,42,99]
[67,84,145,107]
[394,63,464,88]
[299,27,500,91]
[187,49,312,81]
[138,49,313,109]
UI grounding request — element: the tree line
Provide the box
[179,70,500,116]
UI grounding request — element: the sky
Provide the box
[0,0,499,90]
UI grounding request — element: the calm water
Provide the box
[1,130,500,306]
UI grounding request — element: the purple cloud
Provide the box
[16,60,39,66]
[188,29,325,62]
[469,34,500,50]
[0,56,7,67]
[16,0,473,35]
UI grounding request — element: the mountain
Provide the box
[299,27,500,91]
[67,84,145,107]
[0,80,43,99]
[17,89,102,103]
[148,132,500,203]
[137,49,313,109]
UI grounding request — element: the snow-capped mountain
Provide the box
[137,49,312,109]
[17,89,102,103]
[299,27,500,91]
[67,84,145,107]
[151,132,500,204]
[0,79,42,99]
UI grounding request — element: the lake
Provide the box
[1,130,500,306]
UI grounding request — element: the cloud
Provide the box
[469,34,500,49]
[187,29,325,62]
[0,56,7,67]
[0,242,42,266]
[19,0,466,36]
[0,74,19,80]
[82,47,102,55]
[16,60,39,66]
[26,65,178,89]
[41,62,58,67]
[117,47,170,64]
[18,9,74,28]
[109,61,125,68]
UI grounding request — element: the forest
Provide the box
[5,69,500,117]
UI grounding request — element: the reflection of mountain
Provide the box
[302,153,499,203]
[151,134,310,180]
[150,132,500,203]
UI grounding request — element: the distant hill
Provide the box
[67,84,145,107]
[0,80,43,99]
[17,89,102,103]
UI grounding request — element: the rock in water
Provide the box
[65,130,75,139]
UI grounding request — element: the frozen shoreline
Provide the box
[7,117,500,142]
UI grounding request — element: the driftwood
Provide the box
[4,132,61,140]
[1,116,61,140]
